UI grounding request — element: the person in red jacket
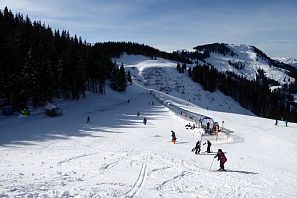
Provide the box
[214,149,227,171]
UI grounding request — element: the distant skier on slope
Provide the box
[87,116,90,124]
[171,130,177,144]
[214,149,227,171]
[203,140,212,153]
[275,119,278,125]
[143,117,147,125]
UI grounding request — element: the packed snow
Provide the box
[0,54,297,197]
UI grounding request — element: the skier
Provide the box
[206,122,210,133]
[203,140,212,153]
[87,116,90,124]
[214,149,227,171]
[285,120,288,127]
[193,140,201,154]
[143,117,147,125]
[275,119,278,125]
[137,111,140,117]
[171,130,177,144]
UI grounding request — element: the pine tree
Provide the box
[188,67,192,77]
[127,71,132,84]
[176,62,181,73]
[118,63,127,91]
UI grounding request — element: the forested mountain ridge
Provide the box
[0,7,187,110]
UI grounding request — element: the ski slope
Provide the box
[0,55,297,197]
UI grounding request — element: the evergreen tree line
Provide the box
[190,64,297,122]
[193,43,236,56]
[176,62,187,73]
[0,7,124,110]
[228,60,245,70]
[94,41,191,64]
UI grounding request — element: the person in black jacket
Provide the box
[194,140,201,154]
[203,140,212,153]
[206,122,210,133]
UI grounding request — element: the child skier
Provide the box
[171,130,177,144]
[203,140,212,153]
[214,149,227,171]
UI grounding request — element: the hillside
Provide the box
[1,56,297,196]
[274,57,297,68]
[115,53,252,115]
[194,44,295,85]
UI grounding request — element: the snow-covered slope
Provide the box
[202,44,295,84]
[115,53,252,115]
[1,54,297,197]
[274,57,297,68]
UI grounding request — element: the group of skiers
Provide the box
[171,130,227,171]
[191,140,212,154]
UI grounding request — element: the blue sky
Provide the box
[1,0,297,58]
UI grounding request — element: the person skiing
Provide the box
[275,119,278,125]
[87,116,90,124]
[137,111,140,117]
[203,140,212,153]
[171,130,177,144]
[214,149,227,171]
[143,117,147,125]
[194,140,201,154]
[285,120,288,127]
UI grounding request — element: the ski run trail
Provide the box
[1,54,297,197]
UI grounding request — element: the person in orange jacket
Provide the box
[171,130,177,144]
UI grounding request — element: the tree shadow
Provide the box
[0,93,165,147]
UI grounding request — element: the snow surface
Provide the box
[1,54,297,197]
[204,44,295,85]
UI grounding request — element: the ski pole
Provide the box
[209,158,215,171]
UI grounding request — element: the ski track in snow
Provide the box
[98,152,133,175]
[122,154,148,198]
[156,171,192,191]
[57,152,98,165]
